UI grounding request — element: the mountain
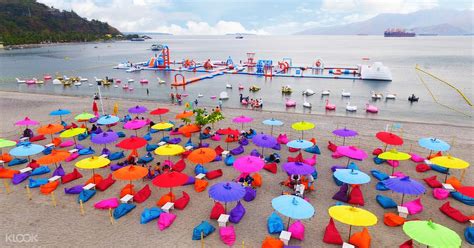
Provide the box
[297,9,473,36]
[0,0,121,45]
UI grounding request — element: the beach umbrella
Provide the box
[209,181,246,211]
[124,120,147,136]
[252,133,277,157]
[234,155,264,173]
[37,123,64,140]
[36,150,70,167]
[232,115,253,130]
[336,146,368,165]
[0,139,17,149]
[113,103,119,116]
[128,105,148,115]
[287,139,313,149]
[376,131,403,150]
[152,171,188,195]
[116,137,147,150]
[75,156,110,184]
[15,117,40,128]
[457,186,474,198]
[328,205,377,241]
[378,149,411,174]
[178,124,201,142]
[283,162,315,175]
[150,108,169,122]
[333,169,371,185]
[187,148,216,164]
[91,131,119,148]
[75,112,95,121]
[151,122,174,138]
[262,118,283,135]
[9,143,45,158]
[272,195,315,228]
[430,155,470,182]
[97,115,120,125]
[49,108,71,121]
[291,121,315,139]
[402,220,461,248]
[332,128,358,145]
[418,138,450,155]
[112,165,148,185]
[154,144,185,161]
[383,176,426,204]
[175,111,194,120]
[217,128,239,136]
[60,128,86,146]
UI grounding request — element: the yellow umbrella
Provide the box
[430,155,470,182]
[113,103,119,116]
[378,149,412,174]
[60,128,86,146]
[151,122,174,138]
[154,144,185,156]
[291,121,315,139]
[74,112,95,121]
[328,205,378,241]
[75,156,110,184]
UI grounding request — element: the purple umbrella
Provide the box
[209,181,246,211]
[252,133,277,157]
[383,176,426,204]
[234,156,264,173]
[128,105,148,114]
[91,131,119,148]
[283,162,315,175]
[332,128,358,145]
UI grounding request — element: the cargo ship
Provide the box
[384,28,416,37]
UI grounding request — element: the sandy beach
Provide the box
[0,91,472,248]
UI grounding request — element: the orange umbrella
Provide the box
[37,123,64,139]
[113,165,148,185]
[36,150,70,167]
[178,124,201,137]
[175,111,194,119]
[188,148,216,164]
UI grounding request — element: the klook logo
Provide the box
[5,233,38,243]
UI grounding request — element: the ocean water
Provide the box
[0,35,472,125]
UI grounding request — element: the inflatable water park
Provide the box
[114,44,393,87]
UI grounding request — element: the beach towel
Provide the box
[402,198,423,215]
[439,201,470,223]
[262,236,284,248]
[42,146,52,155]
[134,185,151,203]
[229,201,246,224]
[28,178,48,188]
[12,172,30,185]
[289,147,300,153]
[30,135,46,142]
[96,174,116,191]
[174,191,190,209]
[78,189,96,203]
[267,212,284,234]
[113,203,136,219]
[158,212,177,231]
[64,185,84,194]
[423,175,442,188]
[376,195,397,209]
[146,143,158,152]
[427,151,442,159]
[243,186,256,202]
[264,163,277,174]
[323,218,343,245]
[120,184,135,198]
[383,213,405,227]
[61,168,83,183]
[78,147,95,156]
[288,220,305,241]
[156,192,175,207]
[140,207,163,224]
[194,179,208,192]
[433,188,449,200]
[219,226,236,246]
[28,160,39,169]
[349,227,371,248]
[387,160,399,168]
[210,202,225,219]
[192,221,216,240]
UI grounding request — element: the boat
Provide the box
[210,96,217,99]
[126,67,141,73]
[34,78,44,84]
[249,85,260,92]
[302,89,315,96]
[408,94,419,102]
[238,84,244,90]
[131,37,145,41]
[122,84,129,89]
[88,83,93,87]
[303,98,312,109]
[321,90,331,96]
[341,89,351,97]
[366,104,378,113]
[359,62,392,81]
[235,34,244,39]
[63,75,70,81]
[346,102,357,112]
[43,75,52,80]
[129,87,134,91]
[325,100,336,111]
[114,85,118,88]
[26,79,36,84]
[74,82,82,86]
[384,28,416,37]
[151,44,161,51]
[386,93,397,100]
[115,79,121,84]
[157,77,165,84]
[197,94,203,98]
[16,78,26,84]
[182,93,189,97]
[94,77,102,83]
[140,79,149,84]
[371,91,383,100]
[285,98,296,107]
[219,91,229,100]
[52,79,62,85]
[281,85,292,94]
[127,79,134,83]
[226,84,232,89]
[114,63,130,69]
[79,77,88,82]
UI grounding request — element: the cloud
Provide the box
[322,0,439,15]
[154,21,268,35]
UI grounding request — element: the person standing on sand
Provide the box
[218,100,222,109]
[146,88,149,96]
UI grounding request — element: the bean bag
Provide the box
[109,151,125,161]
[65,152,79,162]
[78,133,88,141]
[143,133,152,141]
[199,132,211,140]
[52,165,65,177]
[376,181,389,191]
[30,135,46,142]
[239,137,249,146]
[305,145,321,154]
[156,192,176,207]
[224,155,235,166]
[210,202,225,219]
[264,163,277,174]
[12,172,30,185]
[243,186,256,202]
[252,173,262,187]
[267,212,284,234]
[327,141,337,152]
[158,212,177,231]
[376,195,397,209]
[465,227,474,245]
[348,185,365,206]
[184,176,195,186]
[96,174,116,191]
[199,142,210,148]
[372,148,383,155]
[383,213,405,227]
[8,158,28,166]
[78,147,95,155]
[0,168,19,178]
[330,165,346,172]
[289,148,300,154]
[40,181,59,194]
[168,138,181,144]
[332,151,344,159]
[211,134,221,141]
[439,201,470,223]
[28,160,39,169]
[163,160,173,167]
[262,236,284,248]
[323,218,343,245]
[1,153,13,163]
[64,185,84,194]
[399,239,413,248]
[174,191,190,210]
[393,171,406,178]
[347,162,359,171]
[134,185,151,203]
[250,149,261,157]
[230,145,244,155]
[42,146,52,155]
[433,188,449,200]
[387,160,399,168]
[78,189,96,202]
[113,203,136,219]
[120,184,136,198]
[172,159,186,172]
[206,169,223,180]
[140,207,163,224]
[277,134,289,144]
[61,168,83,183]
[450,191,474,206]
[428,151,442,159]
[194,179,208,193]
[192,221,216,240]
[431,164,449,174]
[137,153,154,164]
[219,226,236,246]
[415,163,431,172]
[349,227,371,248]
[332,184,349,202]
[303,155,317,166]
[229,201,246,224]
[160,136,170,143]
[28,178,49,188]
[373,156,385,164]
[371,170,389,181]
[194,164,208,175]
[410,153,424,163]
[215,145,224,156]
[272,143,281,151]
[31,166,50,176]
[84,174,103,186]
[288,153,303,163]
[146,143,158,152]
[288,220,305,241]
[265,153,281,163]
[446,176,462,190]
[402,198,423,215]
[94,198,119,209]
[423,175,442,188]
[213,155,222,162]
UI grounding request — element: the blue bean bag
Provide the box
[347,162,359,171]
[224,155,235,166]
[146,143,159,152]
[450,192,474,206]
[333,175,343,186]
[430,165,449,174]
[332,184,348,202]
[141,207,163,224]
[28,178,49,188]
[113,203,136,219]
[78,189,96,203]
[239,137,249,146]
[199,133,211,140]
[267,212,284,234]
[192,221,216,240]
[376,194,397,209]
[304,145,321,154]
[78,133,89,141]
[465,227,474,245]
[117,131,126,138]
[138,152,154,164]
[376,181,389,191]
[78,147,95,155]
[160,136,170,143]
[272,143,281,150]
[373,156,385,164]
[185,138,196,149]
[250,149,261,157]
[109,151,125,161]
[243,187,256,202]
[8,158,28,166]
[143,133,152,141]
[65,185,84,194]
[230,145,244,155]
[12,172,30,185]
[371,169,389,181]
[229,201,246,224]
[213,155,222,162]
[194,164,208,175]
[42,146,52,155]
[31,166,51,176]
[149,128,158,134]
[311,170,318,180]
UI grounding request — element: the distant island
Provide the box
[0,0,122,46]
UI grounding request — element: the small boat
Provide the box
[321,90,331,96]
[94,77,102,83]
[346,102,357,112]
[386,93,397,100]
[210,96,217,99]
[79,77,88,82]
[122,84,129,89]
[238,84,244,90]
[140,79,148,84]
[157,77,166,84]
[325,100,336,111]
[281,85,292,94]
[63,75,70,81]
[219,91,229,100]
[34,78,44,84]
[341,89,351,97]
[226,84,232,89]
[366,103,378,113]
[115,79,121,84]
[126,67,141,73]
[88,83,93,87]
[128,79,134,83]
[303,100,312,109]
[43,75,52,80]
[26,79,36,84]
[114,85,118,88]
[197,94,203,98]
[302,89,315,96]
[285,98,296,107]
[129,87,134,91]
[371,91,383,100]
[52,79,62,85]
[74,82,82,86]
[151,44,161,51]
[182,93,189,97]
[16,78,26,84]
[249,85,260,92]
[408,94,419,102]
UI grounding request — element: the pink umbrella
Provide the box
[124,120,147,136]
[234,155,264,173]
[232,115,253,130]
[15,117,40,127]
[336,146,368,165]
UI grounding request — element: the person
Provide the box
[91,124,98,133]
[154,162,162,175]
[258,98,263,108]
[215,106,220,113]
[194,99,198,106]
[146,88,150,96]
[170,92,175,102]
[218,100,222,109]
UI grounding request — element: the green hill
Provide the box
[0,0,121,45]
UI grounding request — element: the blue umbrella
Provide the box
[333,169,371,185]
[383,176,426,204]
[283,162,315,175]
[209,181,246,211]
[50,109,71,121]
[418,138,450,154]
[262,118,283,135]
[272,195,315,229]
[287,139,313,149]
[97,115,120,125]
[9,143,45,157]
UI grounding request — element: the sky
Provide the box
[38,0,473,34]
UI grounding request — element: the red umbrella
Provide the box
[376,131,403,150]
[116,137,147,150]
[150,108,170,122]
[152,171,189,194]
[217,128,239,137]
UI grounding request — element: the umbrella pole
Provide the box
[261,147,264,158]
[348,225,352,241]
[346,158,350,166]
[384,143,388,151]
[301,130,304,140]
[401,194,405,205]
[287,217,291,230]
[271,126,274,136]
[225,202,227,213]
[444,169,449,183]
[391,166,395,175]
[92,169,96,184]
[73,136,77,147]
[343,137,346,146]
[3,179,11,194]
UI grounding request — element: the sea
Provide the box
[0,35,472,126]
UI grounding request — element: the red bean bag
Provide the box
[423,175,442,188]
[194,179,208,192]
[120,184,135,198]
[96,173,116,191]
[264,163,277,174]
[134,185,151,203]
[206,169,223,180]
[215,145,224,156]
[174,191,190,210]
[172,159,186,172]
[65,122,78,129]
[348,185,365,206]
[61,168,83,184]
[323,218,343,245]
[156,192,175,207]
[40,181,59,195]
[328,141,337,152]
[310,137,317,145]
[287,152,303,162]
[439,201,470,223]
[28,160,40,169]
[210,202,225,219]
[288,147,300,153]
[84,174,103,186]
[415,163,431,172]
[181,150,191,158]
[251,173,262,187]
[349,227,371,248]
[399,239,413,248]
[372,148,383,155]
[384,213,405,227]
[427,151,442,160]
[1,153,13,163]
[262,236,284,248]
[0,168,19,179]
[30,135,46,142]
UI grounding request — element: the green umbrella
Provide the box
[403,220,461,247]
[0,139,16,148]
[75,112,95,121]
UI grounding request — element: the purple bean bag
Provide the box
[250,149,261,157]
[239,137,249,146]
[75,144,85,150]
[101,147,111,156]
[12,172,30,185]
[199,142,210,148]
[89,117,98,123]
[230,145,244,155]
[52,165,65,177]
[64,185,84,194]
[168,138,182,144]
[272,143,281,150]
[213,155,222,162]
[229,201,246,224]
[111,163,125,171]
[184,176,195,186]
[332,184,349,202]
[331,165,346,172]
[243,187,256,202]
[93,127,103,134]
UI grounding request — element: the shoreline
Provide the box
[1,39,121,50]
